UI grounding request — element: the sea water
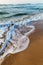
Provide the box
[0,3,43,22]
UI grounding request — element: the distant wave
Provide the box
[14,13,28,16]
[0,4,43,20]
[4,13,28,18]
[0,12,9,15]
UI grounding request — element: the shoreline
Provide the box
[2,20,43,65]
[1,20,43,65]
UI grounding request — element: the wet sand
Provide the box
[1,20,43,65]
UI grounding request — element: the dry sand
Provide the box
[1,20,43,65]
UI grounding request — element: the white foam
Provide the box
[24,25,35,36]
[0,25,35,65]
[1,12,43,65]
[0,30,30,64]
[30,13,43,21]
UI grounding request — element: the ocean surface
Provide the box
[0,3,43,22]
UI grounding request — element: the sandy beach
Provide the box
[1,20,43,65]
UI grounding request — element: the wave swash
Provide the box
[0,12,43,64]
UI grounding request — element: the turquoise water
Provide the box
[0,3,43,21]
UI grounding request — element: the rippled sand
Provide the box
[1,20,43,65]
